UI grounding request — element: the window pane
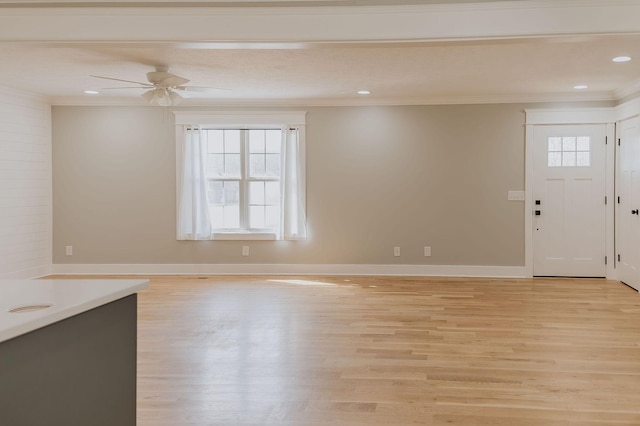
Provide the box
[208,154,224,176]
[266,130,281,153]
[211,206,224,228]
[224,130,241,153]
[225,154,241,175]
[250,206,265,229]
[266,154,281,177]
[265,181,280,205]
[548,137,562,152]
[562,137,576,151]
[224,205,240,228]
[577,151,591,167]
[250,153,266,176]
[562,151,576,167]
[577,136,590,151]
[266,206,280,228]
[249,130,265,153]
[224,181,240,205]
[548,152,561,167]
[208,181,224,204]
[249,181,265,205]
[208,130,224,153]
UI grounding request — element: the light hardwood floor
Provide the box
[59,275,640,425]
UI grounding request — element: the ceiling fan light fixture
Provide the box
[169,90,183,105]
[143,88,178,106]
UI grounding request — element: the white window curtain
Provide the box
[280,127,307,240]
[176,126,213,240]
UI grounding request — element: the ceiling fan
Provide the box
[91,66,228,106]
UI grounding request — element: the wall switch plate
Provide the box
[424,246,431,257]
[65,246,73,256]
[242,246,249,256]
[393,247,401,257]
[508,190,525,201]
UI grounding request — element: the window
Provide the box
[174,111,306,241]
[205,129,282,232]
[548,136,591,167]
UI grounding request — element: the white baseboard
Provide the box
[50,263,527,278]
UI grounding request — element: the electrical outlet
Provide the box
[65,246,73,256]
[424,246,432,257]
[242,246,250,256]
[393,247,401,257]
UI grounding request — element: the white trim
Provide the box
[605,122,617,279]
[525,108,617,125]
[524,123,535,278]
[173,111,307,126]
[615,97,640,122]
[212,232,276,241]
[51,263,526,278]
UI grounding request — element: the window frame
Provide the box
[175,111,306,241]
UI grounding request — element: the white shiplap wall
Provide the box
[0,86,51,278]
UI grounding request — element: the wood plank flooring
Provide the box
[55,275,640,425]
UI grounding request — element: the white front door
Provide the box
[532,124,607,277]
[617,117,640,290]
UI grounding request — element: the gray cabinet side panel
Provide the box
[0,294,137,426]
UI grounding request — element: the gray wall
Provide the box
[52,104,526,266]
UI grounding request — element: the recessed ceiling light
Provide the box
[574,85,588,90]
[357,90,370,95]
[84,90,100,95]
[612,56,632,63]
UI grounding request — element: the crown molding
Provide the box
[51,90,616,107]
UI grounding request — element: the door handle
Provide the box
[535,210,541,216]
[633,209,639,215]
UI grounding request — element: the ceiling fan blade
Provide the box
[176,86,232,93]
[160,76,190,87]
[101,86,148,90]
[90,75,153,87]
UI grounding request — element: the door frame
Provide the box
[524,108,616,279]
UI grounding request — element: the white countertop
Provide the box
[0,279,149,343]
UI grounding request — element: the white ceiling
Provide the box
[1,0,639,106]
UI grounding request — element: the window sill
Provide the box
[212,232,277,241]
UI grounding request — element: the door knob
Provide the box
[633,209,639,215]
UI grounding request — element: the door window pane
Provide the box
[548,136,591,167]
[548,137,562,152]
[577,151,591,167]
[562,152,576,167]
[577,136,590,151]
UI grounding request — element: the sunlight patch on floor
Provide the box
[267,279,338,287]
